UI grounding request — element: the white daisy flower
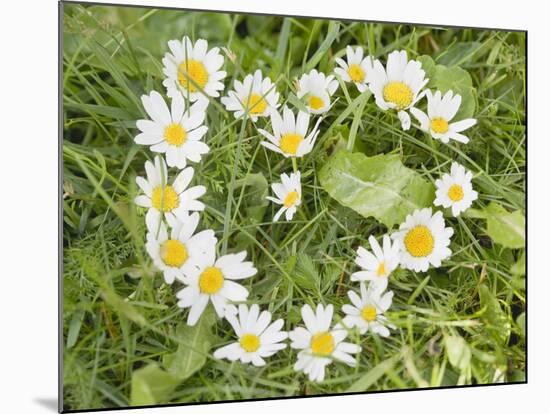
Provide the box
[296,69,338,114]
[134,156,206,229]
[410,90,477,144]
[334,46,375,92]
[176,250,257,326]
[162,36,226,102]
[351,234,400,292]
[145,213,216,284]
[135,91,209,169]
[342,283,395,337]
[266,171,302,222]
[213,304,288,366]
[368,50,429,130]
[289,304,361,382]
[258,106,321,158]
[221,69,280,121]
[434,162,478,217]
[391,208,454,272]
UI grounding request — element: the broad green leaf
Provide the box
[162,307,217,381]
[485,202,525,249]
[417,55,437,81]
[444,336,471,371]
[479,284,511,346]
[191,12,232,40]
[511,251,526,276]
[418,55,476,121]
[347,352,401,392]
[463,207,487,219]
[494,76,525,109]
[430,65,476,120]
[130,363,179,406]
[234,173,269,215]
[318,151,435,228]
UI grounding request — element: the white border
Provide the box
[1,0,545,413]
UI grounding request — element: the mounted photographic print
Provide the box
[61,1,526,411]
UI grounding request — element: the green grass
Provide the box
[62,3,526,411]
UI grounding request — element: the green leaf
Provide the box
[485,202,525,249]
[322,262,342,289]
[510,250,526,290]
[318,151,435,228]
[430,64,476,120]
[407,275,431,305]
[418,56,477,120]
[193,12,232,40]
[234,173,269,249]
[286,92,309,113]
[130,363,179,406]
[417,55,437,81]
[516,312,526,338]
[100,288,148,327]
[66,308,85,349]
[87,40,141,111]
[305,21,340,72]
[511,251,526,276]
[162,307,217,381]
[347,352,401,392]
[64,102,136,120]
[463,207,487,219]
[293,253,320,292]
[234,173,269,215]
[274,18,291,73]
[479,284,511,346]
[435,42,483,67]
[444,336,471,371]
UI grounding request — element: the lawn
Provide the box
[62,2,526,411]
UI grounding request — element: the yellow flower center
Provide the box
[383,81,413,110]
[198,266,224,294]
[151,186,180,212]
[177,59,209,93]
[361,305,377,322]
[348,64,365,83]
[308,95,325,111]
[283,190,299,208]
[447,184,464,202]
[279,133,304,156]
[404,225,435,258]
[310,331,335,356]
[430,117,449,134]
[245,93,268,115]
[164,123,187,147]
[240,334,261,353]
[377,261,386,277]
[160,239,188,267]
